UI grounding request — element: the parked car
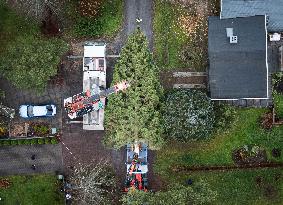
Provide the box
[19,104,56,118]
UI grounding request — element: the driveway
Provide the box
[0,67,65,176]
[61,61,126,187]
[110,0,154,54]
[0,144,63,176]
[126,0,153,49]
[61,123,126,187]
[0,77,63,130]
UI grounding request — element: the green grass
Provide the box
[0,174,64,205]
[0,3,69,93]
[153,0,211,71]
[155,108,283,204]
[0,3,38,54]
[153,0,188,70]
[164,168,283,205]
[273,91,283,118]
[156,108,283,169]
[66,0,123,38]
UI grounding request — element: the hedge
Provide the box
[0,138,58,146]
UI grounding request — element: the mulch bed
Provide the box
[261,112,273,130]
[232,147,267,166]
[41,6,60,37]
[0,179,12,189]
[171,162,283,172]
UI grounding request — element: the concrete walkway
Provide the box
[0,144,63,176]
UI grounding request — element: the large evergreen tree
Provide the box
[104,28,164,149]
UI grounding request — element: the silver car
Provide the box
[19,104,56,118]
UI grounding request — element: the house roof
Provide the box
[208,15,268,99]
[221,0,283,32]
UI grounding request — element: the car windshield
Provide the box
[46,106,53,115]
[27,106,34,117]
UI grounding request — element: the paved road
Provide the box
[0,144,63,176]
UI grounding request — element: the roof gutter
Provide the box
[220,0,223,19]
[211,98,269,101]
[265,14,269,99]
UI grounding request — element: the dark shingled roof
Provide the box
[208,15,268,99]
[221,0,283,32]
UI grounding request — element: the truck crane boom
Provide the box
[64,81,130,119]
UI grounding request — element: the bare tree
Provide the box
[69,161,117,205]
[4,0,62,21]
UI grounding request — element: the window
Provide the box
[27,106,34,117]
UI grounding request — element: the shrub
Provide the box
[17,139,24,145]
[37,138,44,145]
[214,103,237,131]
[23,139,31,145]
[232,145,267,165]
[273,90,283,119]
[30,138,37,145]
[260,112,273,130]
[10,140,18,146]
[272,148,281,158]
[44,138,51,144]
[33,124,50,136]
[163,89,215,141]
[51,138,58,144]
[3,140,10,146]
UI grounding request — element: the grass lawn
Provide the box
[0,174,64,205]
[65,0,123,38]
[155,108,283,204]
[156,108,283,169]
[153,0,219,71]
[153,0,188,70]
[164,168,283,205]
[0,3,38,54]
[273,91,283,119]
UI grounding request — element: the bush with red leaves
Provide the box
[0,179,12,189]
[79,0,102,17]
[261,112,273,130]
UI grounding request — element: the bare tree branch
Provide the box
[69,160,117,205]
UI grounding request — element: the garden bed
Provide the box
[9,122,57,138]
[0,116,9,138]
[0,137,59,146]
